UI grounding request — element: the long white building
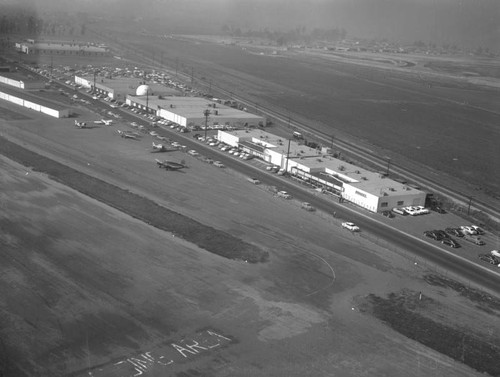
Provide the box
[217,129,426,213]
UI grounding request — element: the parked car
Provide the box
[460,226,478,235]
[424,231,440,240]
[393,207,407,215]
[463,235,485,246]
[213,161,225,168]
[470,225,485,235]
[187,150,199,156]
[433,230,450,240]
[491,250,500,258]
[382,210,395,218]
[277,191,292,199]
[445,228,464,237]
[478,254,500,267]
[432,206,446,214]
[442,238,460,248]
[301,202,315,211]
[247,178,261,185]
[342,222,360,232]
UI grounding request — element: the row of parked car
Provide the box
[424,224,487,248]
[393,206,430,216]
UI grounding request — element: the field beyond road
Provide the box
[0,99,499,376]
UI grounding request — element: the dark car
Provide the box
[433,230,449,240]
[445,227,464,237]
[442,238,460,248]
[382,210,395,218]
[478,254,500,266]
[424,231,440,240]
[432,206,446,214]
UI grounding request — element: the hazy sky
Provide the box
[4,0,499,49]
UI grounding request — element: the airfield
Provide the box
[1,94,500,377]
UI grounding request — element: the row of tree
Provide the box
[221,25,347,46]
[0,12,86,37]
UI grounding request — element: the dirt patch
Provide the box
[358,287,500,377]
[0,136,268,264]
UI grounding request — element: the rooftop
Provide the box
[0,71,44,83]
[0,84,71,111]
[78,75,179,96]
[132,96,264,120]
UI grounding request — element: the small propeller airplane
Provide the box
[74,120,89,128]
[155,159,186,170]
[93,119,114,126]
[116,130,139,140]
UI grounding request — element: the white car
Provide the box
[277,191,292,199]
[460,226,478,235]
[342,222,360,232]
[188,150,199,156]
[470,225,485,235]
[213,161,225,168]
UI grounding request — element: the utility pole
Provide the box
[175,58,179,78]
[209,79,212,94]
[146,88,149,113]
[203,109,210,140]
[284,138,291,174]
[386,157,391,176]
[93,69,97,93]
[467,196,473,215]
[191,66,194,84]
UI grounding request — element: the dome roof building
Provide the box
[136,84,150,96]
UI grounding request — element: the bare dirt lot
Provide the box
[0,98,499,376]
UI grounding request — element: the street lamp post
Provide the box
[386,157,391,176]
[203,109,210,140]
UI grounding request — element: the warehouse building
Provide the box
[217,129,425,213]
[0,71,45,90]
[17,40,109,56]
[74,76,178,102]
[0,85,70,118]
[127,95,265,129]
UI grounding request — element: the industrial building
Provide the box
[217,129,426,213]
[127,94,265,129]
[0,84,70,118]
[74,76,178,102]
[16,40,109,56]
[0,71,45,90]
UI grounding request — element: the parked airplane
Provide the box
[155,159,185,170]
[94,119,114,126]
[74,120,89,128]
[116,130,139,140]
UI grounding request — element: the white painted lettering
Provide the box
[171,343,198,358]
[185,340,208,353]
[207,330,231,341]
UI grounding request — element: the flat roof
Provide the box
[79,75,180,96]
[132,96,263,120]
[224,128,422,197]
[0,71,44,83]
[228,129,319,156]
[0,84,70,111]
[299,155,418,196]
[27,43,106,52]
